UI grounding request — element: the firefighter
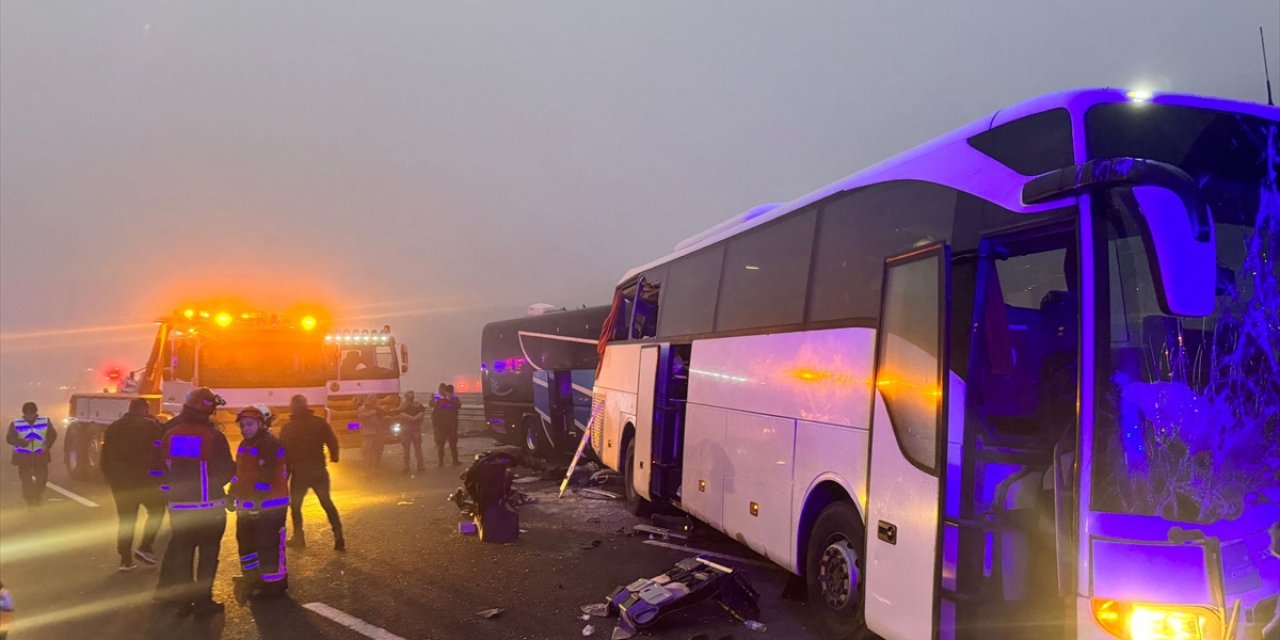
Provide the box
[155,387,235,617]
[229,404,290,605]
[5,402,58,507]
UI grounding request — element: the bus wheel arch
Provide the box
[620,424,651,516]
[799,481,868,639]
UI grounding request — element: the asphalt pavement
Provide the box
[0,435,826,640]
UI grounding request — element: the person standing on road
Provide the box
[396,391,426,474]
[357,395,387,472]
[430,385,462,467]
[156,387,235,618]
[279,395,345,552]
[6,402,58,507]
[100,398,165,571]
[229,405,290,605]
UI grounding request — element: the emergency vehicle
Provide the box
[64,308,409,480]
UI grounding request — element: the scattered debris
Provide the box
[579,539,603,551]
[476,608,504,619]
[458,520,478,536]
[580,603,610,618]
[602,557,760,636]
[512,476,540,485]
[633,524,689,541]
[396,500,414,506]
[641,540,779,570]
[580,488,622,500]
[744,620,767,632]
[581,614,591,621]
[582,623,596,636]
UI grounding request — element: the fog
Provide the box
[2,1,1275,415]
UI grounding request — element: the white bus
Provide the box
[590,89,1279,640]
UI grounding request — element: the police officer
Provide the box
[6,402,57,506]
[156,388,235,617]
[279,395,344,551]
[229,405,290,605]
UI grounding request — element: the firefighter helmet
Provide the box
[184,387,226,413]
[236,403,274,427]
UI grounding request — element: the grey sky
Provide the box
[2,1,1276,413]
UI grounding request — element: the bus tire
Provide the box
[804,501,868,640]
[522,416,545,457]
[622,437,651,517]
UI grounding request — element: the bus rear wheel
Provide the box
[521,416,545,457]
[622,437,651,517]
[804,502,868,640]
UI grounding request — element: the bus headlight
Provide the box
[1092,598,1221,640]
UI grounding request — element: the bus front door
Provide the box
[864,244,950,640]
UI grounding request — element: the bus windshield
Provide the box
[1088,103,1280,524]
[198,334,330,388]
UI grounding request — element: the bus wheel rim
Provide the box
[525,424,538,450]
[818,539,858,610]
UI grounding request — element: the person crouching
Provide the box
[229,405,290,605]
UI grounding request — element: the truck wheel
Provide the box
[622,437,651,517]
[67,423,101,482]
[804,502,868,640]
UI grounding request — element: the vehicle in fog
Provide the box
[589,89,1280,639]
[480,304,609,456]
[64,309,410,479]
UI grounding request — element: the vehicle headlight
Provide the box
[391,423,402,434]
[1092,598,1221,640]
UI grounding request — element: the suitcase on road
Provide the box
[477,504,519,543]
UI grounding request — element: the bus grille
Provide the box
[589,393,606,450]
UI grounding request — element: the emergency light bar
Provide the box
[324,329,393,345]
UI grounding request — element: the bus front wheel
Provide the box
[622,437,651,517]
[804,502,868,640]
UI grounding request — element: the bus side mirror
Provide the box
[1126,186,1216,317]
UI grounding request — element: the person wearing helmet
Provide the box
[154,387,234,618]
[229,404,290,605]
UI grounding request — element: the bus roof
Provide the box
[620,88,1277,285]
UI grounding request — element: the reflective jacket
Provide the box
[230,430,289,511]
[159,411,235,510]
[7,417,57,464]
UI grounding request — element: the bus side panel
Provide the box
[686,328,875,428]
[681,403,727,530]
[594,343,643,470]
[721,408,796,567]
[791,420,871,574]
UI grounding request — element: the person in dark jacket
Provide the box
[228,404,290,604]
[6,402,58,506]
[430,385,462,467]
[101,398,165,571]
[155,388,234,618]
[279,395,344,551]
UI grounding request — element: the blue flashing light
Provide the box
[261,497,289,509]
[254,482,272,491]
[347,422,361,431]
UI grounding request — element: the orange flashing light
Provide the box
[182,308,196,320]
[214,312,234,328]
[300,316,318,331]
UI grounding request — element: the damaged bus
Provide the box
[589,89,1279,640]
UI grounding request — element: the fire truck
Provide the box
[63,308,409,481]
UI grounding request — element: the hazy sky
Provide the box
[2,1,1276,414]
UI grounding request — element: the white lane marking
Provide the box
[46,482,99,507]
[303,602,408,640]
[641,540,781,570]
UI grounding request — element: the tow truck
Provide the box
[63,308,409,481]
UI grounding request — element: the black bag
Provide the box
[477,504,519,543]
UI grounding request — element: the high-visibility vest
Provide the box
[13,418,50,455]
